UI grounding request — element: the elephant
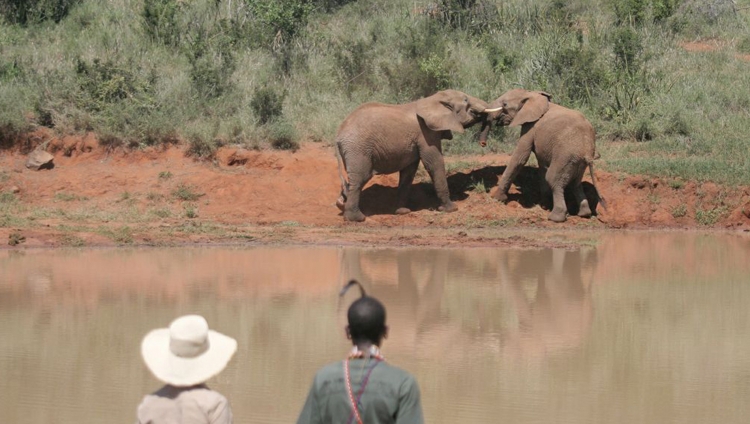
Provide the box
[480,89,606,222]
[335,90,494,222]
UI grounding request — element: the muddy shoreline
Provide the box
[2,131,750,249]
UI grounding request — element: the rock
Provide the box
[25,150,54,170]
[10,186,20,194]
[742,201,750,219]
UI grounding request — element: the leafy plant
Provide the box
[183,203,198,218]
[251,86,286,125]
[142,0,183,46]
[267,119,300,151]
[172,184,204,201]
[0,0,80,25]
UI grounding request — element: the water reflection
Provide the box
[1,232,749,424]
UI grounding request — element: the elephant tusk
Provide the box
[483,106,503,113]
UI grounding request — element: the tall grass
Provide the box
[1,0,749,183]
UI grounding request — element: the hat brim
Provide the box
[141,328,237,387]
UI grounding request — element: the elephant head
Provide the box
[478,89,552,146]
[415,90,491,138]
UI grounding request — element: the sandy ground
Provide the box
[1,129,749,248]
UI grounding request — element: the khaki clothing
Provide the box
[137,384,232,424]
[297,359,424,424]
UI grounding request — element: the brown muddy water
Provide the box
[1,232,750,424]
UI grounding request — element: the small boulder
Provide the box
[26,150,54,170]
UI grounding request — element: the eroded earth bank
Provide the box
[1,130,750,248]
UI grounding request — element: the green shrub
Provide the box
[485,43,517,75]
[0,0,81,25]
[547,40,608,105]
[611,0,649,25]
[437,0,500,35]
[334,39,373,94]
[612,26,643,72]
[737,36,750,54]
[185,28,236,99]
[142,0,183,46]
[75,58,155,111]
[172,184,204,201]
[652,0,681,22]
[251,86,286,124]
[186,134,219,158]
[267,120,299,151]
[243,0,314,46]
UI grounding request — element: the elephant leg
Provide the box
[572,172,592,218]
[545,162,572,223]
[395,161,420,215]
[420,145,456,212]
[537,166,551,210]
[494,136,533,203]
[343,161,373,222]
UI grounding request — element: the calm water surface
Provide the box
[1,232,750,424]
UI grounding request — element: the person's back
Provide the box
[297,280,424,424]
[137,384,232,424]
[298,356,422,424]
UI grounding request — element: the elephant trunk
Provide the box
[478,117,492,148]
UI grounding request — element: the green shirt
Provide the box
[296,359,424,424]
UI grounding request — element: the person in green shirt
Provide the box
[296,280,425,424]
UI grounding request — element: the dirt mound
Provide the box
[1,130,749,248]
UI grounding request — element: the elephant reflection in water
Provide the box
[337,248,449,351]
[494,248,596,361]
[337,247,597,362]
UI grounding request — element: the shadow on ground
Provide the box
[356,165,603,218]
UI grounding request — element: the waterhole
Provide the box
[1,232,749,423]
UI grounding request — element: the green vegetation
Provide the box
[172,183,203,201]
[54,192,87,201]
[1,0,749,183]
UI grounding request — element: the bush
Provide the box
[0,0,80,25]
[546,40,608,105]
[267,120,299,151]
[251,86,286,125]
[75,58,155,111]
[243,0,314,47]
[612,26,643,72]
[737,36,750,54]
[437,0,500,35]
[185,28,236,99]
[333,39,373,94]
[485,43,517,75]
[142,0,183,46]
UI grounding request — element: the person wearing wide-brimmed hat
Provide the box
[137,315,238,424]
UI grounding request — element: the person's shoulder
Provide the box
[378,362,419,384]
[313,360,345,379]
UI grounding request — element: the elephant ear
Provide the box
[510,91,551,127]
[416,94,465,134]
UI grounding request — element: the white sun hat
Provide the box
[141,315,238,387]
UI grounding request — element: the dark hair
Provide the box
[340,280,387,344]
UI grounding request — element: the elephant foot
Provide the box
[336,196,346,212]
[578,202,592,218]
[548,209,567,223]
[491,190,509,203]
[395,207,411,215]
[344,210,366,222]
[438,202,458,213]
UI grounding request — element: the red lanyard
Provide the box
[344,349,384,424]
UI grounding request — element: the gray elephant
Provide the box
[480,89,606,222]
[335,90,493,222]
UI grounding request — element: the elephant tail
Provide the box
[335,142,349,211]
[587,160,608,211]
